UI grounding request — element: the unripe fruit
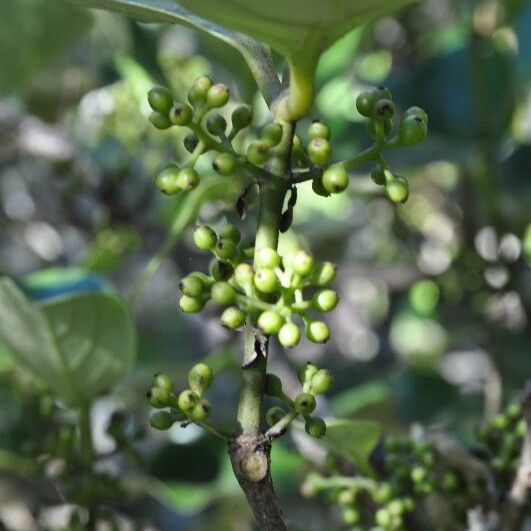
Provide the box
[154,372,174,392]
[150,411,174,431]
[374,98,395,120]
[193,225,217,251]
[305,416,326,438]
[308,138,331,166]
[169,103,193,126]
[191,400,211,421]
[184,133,199,153]
[211,281,236,305]
[298,362,318,385]
[372,86,393,102]
[292,250,314,276]
[188,75,213,106]
[148,86,173,114]
[405,106,428,124]
[179,295,205,313]
[220,306,246,329]
[312,290,339,312]
[311,369,334,394]
[371,166,386,185]
[156,165,181,195]
[206,83,230,108]
[149,111,172,130]
[294,393,316,416]
[231,105,253,131]
[234,263,254,286]
[399,115,427,145]
[342,507,360,525]
[258,310,284,335]
[254,268,280,293]
[374,483,394,503]
[148,386,170,408]
[176,168,200,191]
[213,153,236,175]
[311,262,336,286]
[385,176,409,204]
[261,122,283,146]
[264,373,283,397]
[266,406,286,426]
[188,363,214,395]
[214,238,238,261]
[492,414,509,430]
[219,224,241,244]
[210,260,234,281]
[246,141,269,165]
[179,274,204,298]
[308,120,331,141]
[278,322,301,348]
[355,91,374,117]
[375,508,391,527]
[337,488,356,507]
[411,466,427,483]
[256,247,281,269]
[322,165,349,194]
[177,390,199,412]
[206,113,227,136]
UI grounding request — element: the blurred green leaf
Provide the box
[0,278,135,405]
[330,381,392,417]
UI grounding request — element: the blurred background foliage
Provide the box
[0,0,530,529]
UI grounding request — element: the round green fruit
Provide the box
[231,105,253,131]
[294,393,316,416]
[206,113,227,136]
[169,103,193,126]
[179,274,204,298]
[399,115,427,145]
[385,176,409,204]
[188,75,213,106]
[308,138,331,166]
[261,122,283,146]
[188,363,214,394]
[154,372,174,392]
[256,247,281,269]
[254,268,280,293]
[193,225,217,251]
[219,224,241,244]
[246,141,269,165]
[150,411,174,431]
[312,290,339,312]
[177,390,199,412]
[305,416,326,438]
[149,111,172,130]
[211,281,236,305]
[156,166,181,195]
[179,295,205,313]
[191,400,211,421]
[176,168,200,191]
[298,362,318,385]
[213,153,236,175]
[322,165,349,194]
[220,306,246,329]
[206,83,230,108]
[148,86,173,114]
[311,369,334,394]
[306,321,330,344]
[308,120,331,141]
[278,322,301,348]
[258,310,284,335]
[266,406,286,427]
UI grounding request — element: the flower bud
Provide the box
[154,372,174,392]
[210,259,234,281]
[147,386,171,408]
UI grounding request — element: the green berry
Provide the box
[292,250,314,276]
[214,238,238,261]
[507,402,522,419]
[311,262,336,286]
[210,260,234,281]
[308,138,331,166]
[177,390,199,412]
[405,106,428,124]
[206,113,227,136]
[148,86,173,114]
[149,111,172,130]
[193,225,217,251]
[148,386,170,408]
[411,466,427,483]
[219,224,241,244]
[231,105,253,131]
[261,122,283,146]
[308,120,331,141]
[375,508,391,527]
[278,322,301,348]
[312,290,339,312]
[306,321,330,344]
[385,176,409,204]
[374,483,394,503]
[492,414,509,430]
[266,406,286,426]
[322,165,349,194]
[311,369,333,394]
[169,103,193,126]
[399,115,427,145]
[211,281,236,305]
[150,411,174,431]
[305,416,326,438]
[372,86,393,102]
[294,393,316,416]
[342,507,360,525]
[374,98,395,120]
[298,362,318,385]
[179,274,204,298]
[220,306,246,329]
[213,153,236,175]
[184,133,199,153]
[188,363,214,395]
[258,310,284,335]
[206,83,230,108]
[190,400,211,422]
[176,168,200,191]
[156,165,181,195]
[337,489,356,507]
[264,374,283,397]
[254,268,280,293]
[188,75,213,107]
[154,373,174,392]
[355,91,374,117]
[179,295,205,313]
[256,247,281,269]
[371,166,386,186]
[234,263,254,287]
[246,141,270,165]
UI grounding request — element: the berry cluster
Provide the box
[265,362,333,439]
[147,364,215,431]
[179,223,339,346]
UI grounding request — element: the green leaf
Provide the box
[321,419,382,475]
[0,278,135,405]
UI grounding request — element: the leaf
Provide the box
[321,419,382,475]
[62,0,280,104]
[0,278,135,405]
